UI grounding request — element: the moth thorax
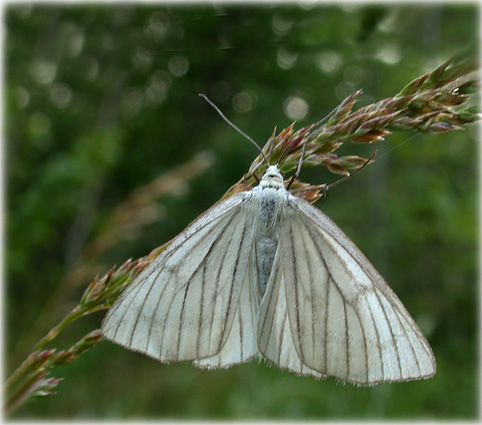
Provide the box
[258,189,284,235]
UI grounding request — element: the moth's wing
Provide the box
[279,196,436,384]
[193,250,259,368]
[258,245,327,379]
[102,192,257,364]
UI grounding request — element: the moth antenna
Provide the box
[199,93,269,166]
[279,102,338,171]
[267,128,276,158]
[286,139,309,191]
[324,150,377,192]
[291,150,378,196]
[277,142,292,167]
[309,105,337,134]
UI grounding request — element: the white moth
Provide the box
[102,164,436,384]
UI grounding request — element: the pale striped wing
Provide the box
[193,253,259,368]
[274,196,436,384]
[102,193,257,365]
[257,245,327,379]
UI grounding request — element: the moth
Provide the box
[102,151,436,384]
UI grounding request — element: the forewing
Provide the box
[102,193,256,363]
[257,245,327,379]
[279,196,436,384]
[193,253,259,368]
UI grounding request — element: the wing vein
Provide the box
[353,305,369,382]
[365,300,384,380]
[300,218,370,380]
[215,216,250,353]
[137,265,166,349]
[123,206,243,351]
[205,221,240,353]
[299,225,317,365]
[196,260,207,358]
[258,262,279,348]
[372,288,403,377]
[343,298,350,378]
[289,226,305,363]
[391,303,422,375]
[158,210,241,357]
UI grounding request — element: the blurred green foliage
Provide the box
[6,3,478,420]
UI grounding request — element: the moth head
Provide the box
[260,165,284,189]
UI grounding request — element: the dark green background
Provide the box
[6,3,478,420]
